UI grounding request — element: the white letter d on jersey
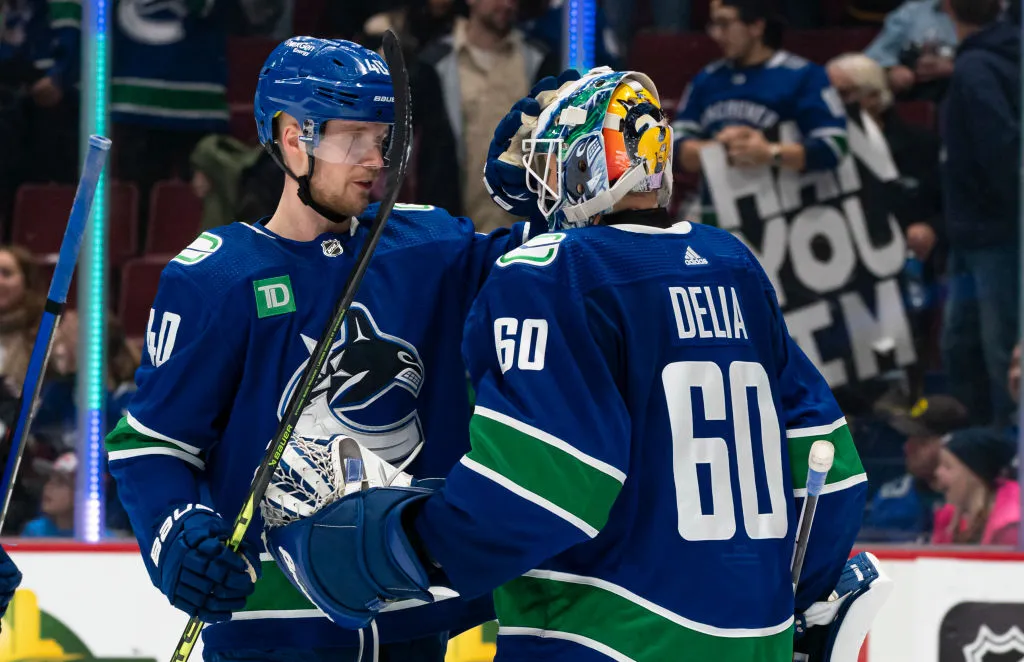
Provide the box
[147,310,181,367]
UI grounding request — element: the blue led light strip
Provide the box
[75,0,109,542]
[564,0,596,71]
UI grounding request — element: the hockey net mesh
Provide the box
[260,435,344,529]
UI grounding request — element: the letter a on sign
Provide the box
[254,275,297,318]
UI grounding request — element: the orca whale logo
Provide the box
[279,304,425,462]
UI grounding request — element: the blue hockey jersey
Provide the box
[414,212,868,661]
[111,0,228,131]
[105,203,529,654]
[672,51,848,222]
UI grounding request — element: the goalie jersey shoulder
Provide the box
[490,221,764,296]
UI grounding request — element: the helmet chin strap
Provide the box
[266,142,352,225]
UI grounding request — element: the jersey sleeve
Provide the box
[414,257,630,598]
[672,71,709,147]
[794,65,849,172]
[105,264,246,543]
[449,213,532,318]
[758,263,867,611]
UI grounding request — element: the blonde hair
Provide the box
[828,53,894,112]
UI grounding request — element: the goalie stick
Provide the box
[0,135,112,531]
[791,439,835,590]
[168,29,413,662]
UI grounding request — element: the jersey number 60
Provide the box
[663,361,788,542]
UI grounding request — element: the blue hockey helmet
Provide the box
[255,36,395,149]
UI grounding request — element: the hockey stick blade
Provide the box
[168,31,412,662]
[791,440,835,589]
[0,135,111,531]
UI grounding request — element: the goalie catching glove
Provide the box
[262,435,436,629]
[794,552,894,662]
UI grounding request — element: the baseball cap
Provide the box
[888,396,969,438]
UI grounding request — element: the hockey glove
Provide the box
[0,544,22,618]
[483,69,582,218]
[793,552,893,662]
[147,504,260,623]
[266,486,436,629]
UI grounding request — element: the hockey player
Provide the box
[673,0,848,224]
[103,36,568,660]
[264,68,880,661]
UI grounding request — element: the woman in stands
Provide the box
[933,427,1020,545]
[0,246,43,395]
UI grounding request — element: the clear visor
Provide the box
[305,122,393,166]
[522,138,563,218]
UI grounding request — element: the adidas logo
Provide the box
[684,246,709,266]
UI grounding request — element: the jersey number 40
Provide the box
[664,361,789,542]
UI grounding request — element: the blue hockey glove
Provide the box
[146,504,260,623]
[0,544,22,618]
[483,69,582,218]
[265,486,436,629]
[793,552,893,662]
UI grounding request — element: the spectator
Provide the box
[940,0,1020,426]
[933,427,1019,544]
[416,0,558,230]
[861,395,968,541]
[111,0,229,230]
[673,0,848,225]
[21,451,75,537]
[865,1,957,101]
[827,53,942,251]
[0,0,81,215]
[827,52,943,386]
[0,245,42,395]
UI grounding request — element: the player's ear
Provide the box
[278,118,308,176]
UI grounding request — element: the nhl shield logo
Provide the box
[962,625,1024,662]
[322,238,343,257]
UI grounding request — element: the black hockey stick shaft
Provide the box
[791,440,835,590]
[169,30,412,662]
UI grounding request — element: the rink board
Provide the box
[2,543,1023,661]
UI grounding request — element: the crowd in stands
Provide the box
[0,0,1022,547]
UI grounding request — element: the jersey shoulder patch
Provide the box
[162,223,271,304]
[497,232,568,268]
[172,230,224,266]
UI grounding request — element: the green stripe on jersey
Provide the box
[49,0,81,24]
[242,560,317,613]
[111,82,229,114]
[787,420,864,490]
[496,573,793,662]
[105,417,205,469]
[466,412,623,532]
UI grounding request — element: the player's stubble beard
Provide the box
[310,164,382,222]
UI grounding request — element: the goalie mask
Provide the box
[524,67,673,230]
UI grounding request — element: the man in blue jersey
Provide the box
[264,68,883,662]
[103,36,554,661]
[673,0,848,223]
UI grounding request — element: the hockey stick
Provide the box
[168,30,413,662]
[791,439,835,590]
[0,135,112,531]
